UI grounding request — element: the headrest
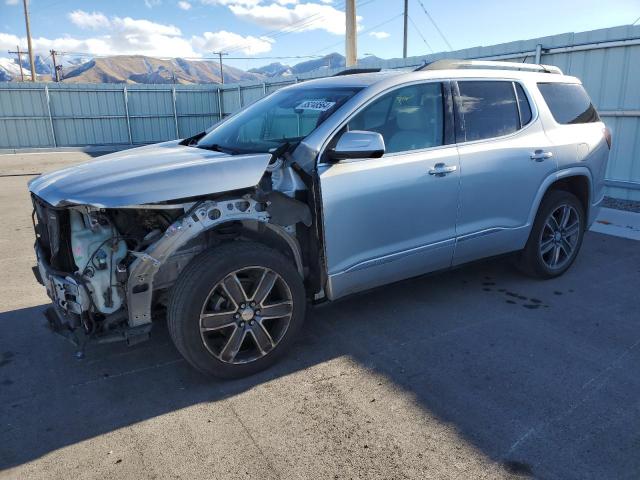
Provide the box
[396,107,428,130]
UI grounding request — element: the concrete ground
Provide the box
[1,152,639,480]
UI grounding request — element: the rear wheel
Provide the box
[168,242,306,378]
[519,190,585,279]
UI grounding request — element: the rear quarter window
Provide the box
[537,83,600,124]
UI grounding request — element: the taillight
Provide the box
[603,127,612,149]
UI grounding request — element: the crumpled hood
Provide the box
[28,140,272,208]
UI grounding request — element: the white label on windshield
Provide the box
[295,99,336,111]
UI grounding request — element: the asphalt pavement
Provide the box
[1,151,639,480]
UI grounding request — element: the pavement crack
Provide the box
[226,402,282,480]
[504,336,640,457]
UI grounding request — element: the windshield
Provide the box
[196,86,362,154]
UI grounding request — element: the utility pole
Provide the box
[50,50,60,82]
[345,0,357,67]
[403,0,408,58]
[8,46,25,81]
[213,51,228,84]
[22,0,36,82]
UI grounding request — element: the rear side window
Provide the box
[537,83,600,124]
[457,81,520,141]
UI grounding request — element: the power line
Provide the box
[221,0,351,55]
[416,0,452,51]
[223,0,378,56]
[310,12,403,56]
[407,14,433,53]
[7,46,26,81]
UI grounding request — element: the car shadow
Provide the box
[1,233,639,479]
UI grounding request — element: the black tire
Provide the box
[518,190,586,279]
[167,241,306,378]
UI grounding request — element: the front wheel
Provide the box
[519,190,586,279]
[167,242,306,378]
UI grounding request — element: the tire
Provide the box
[167,241,306,378]
[518,190,586,279]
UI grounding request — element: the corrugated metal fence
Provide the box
[1,24,639,200]
[0,81,298,148]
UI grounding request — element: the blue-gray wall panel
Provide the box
[0,118,52,147]
[53,118,129,146]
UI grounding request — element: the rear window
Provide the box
[457,81,520,141]
[537,83,600,124]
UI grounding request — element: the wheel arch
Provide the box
[203,219,305,278]
[528,167,593,226]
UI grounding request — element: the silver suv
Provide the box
[29,60,611,378]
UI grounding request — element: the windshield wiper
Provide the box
[197,143,239,155]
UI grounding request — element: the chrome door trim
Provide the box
[455,227,506,243]
[331,237,456,276]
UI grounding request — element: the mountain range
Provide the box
[0,52,375,84]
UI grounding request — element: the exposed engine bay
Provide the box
[31,156,317,351]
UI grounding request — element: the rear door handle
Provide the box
[428,163,457,177]
[530,150,553,162]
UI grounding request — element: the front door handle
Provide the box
[530,150,553,162]
[429,163,457,177]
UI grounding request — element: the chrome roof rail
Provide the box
[414,59,563,75]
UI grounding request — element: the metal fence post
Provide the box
[535,44,542,63]
[171,86,180,139]
[44,85,57,147]
[217,88,223,121]
[262,82,267,95]
[238,85,243,108]
[123,86,133,144]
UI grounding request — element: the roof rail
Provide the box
[333,67,382,76]
[414,59,563,75]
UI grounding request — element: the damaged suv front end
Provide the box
[29,83,360,363]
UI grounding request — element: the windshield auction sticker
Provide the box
[295,99,336,111]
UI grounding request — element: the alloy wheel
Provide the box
[539,204,581,270]
[199,266,293,364]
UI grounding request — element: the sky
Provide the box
[0,0,638,70]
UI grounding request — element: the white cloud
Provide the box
[192,30,274,55]
[178,0,192,9]
[369,31,390,39]
[200,0,262,6]
[228,2,361,35]
[5,0,19,5]
[111,16,182,36]
[0,14,197,58]
[144,0,162,8]
[0,10,277,59]
[69,11,111,30]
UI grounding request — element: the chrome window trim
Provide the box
[452,78,540,147]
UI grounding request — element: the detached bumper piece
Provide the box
[44,305,87,349]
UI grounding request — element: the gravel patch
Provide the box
[602,196,640,213]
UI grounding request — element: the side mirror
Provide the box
[328,130,385,161]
